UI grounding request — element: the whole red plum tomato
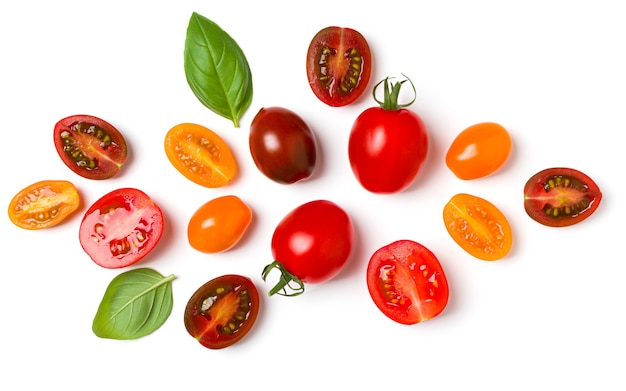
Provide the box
[262,200,354,296]
[79,188,164,269]
[306,26,372,107]
[348,76,428,194]
[249,107,318,184]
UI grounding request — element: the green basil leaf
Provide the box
[92,268,176,340]
[184,12,253,128]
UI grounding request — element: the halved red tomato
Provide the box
[306,26,372,107]
[524,167,602,227]
[164,123,238,188]
[443,193,513,261]
[367,240,449,325]
[79,188,164,269]
[8,180,80,230]
[184,274,260,350]
[53,114,128,180]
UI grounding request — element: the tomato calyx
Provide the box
[373,74,416,111]
[261,261,305,297]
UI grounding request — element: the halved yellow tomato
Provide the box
[443,193,512,261]
[164,123,237,188]
[8,180,80,230]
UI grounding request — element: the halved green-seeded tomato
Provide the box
[184,275,260,350]
[524,167,602,227]
[53,114,128,180]
[8,180,80,230]
[443,193,513,261]
[367,240,449,325]
[306,26,372,107]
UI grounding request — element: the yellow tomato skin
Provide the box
[443,193,513,261]
[445,122,511,180]
[187,195,252,253]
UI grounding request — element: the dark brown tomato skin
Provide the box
[249,107,317,184]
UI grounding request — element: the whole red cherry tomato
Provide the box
[523,167,602,227]
[249,107,317,184]
[184,274,260,350]
[445,122,512,180]
[8,180,80,230]
[367,240,449,325]
[53,114,128,180]
[262,200,354,296]
[348,76,428,193]
[79,188,164,269]
[306,26,372,107]
[187,195,253,253]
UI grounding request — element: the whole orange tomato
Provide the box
[445,122,511,180]
[187,195,252,253]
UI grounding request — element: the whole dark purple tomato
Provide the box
[249,107,317,184]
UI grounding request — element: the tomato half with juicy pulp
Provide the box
[79,188,164,269]
[164,123,238,188]
[184,274,260,350]
[367,240,449,325]
[8,180,80,230]
[306,26,372,107]
[523,167,602,227]
[249,107,317,184]
[53,114,128,180]
[349,76,428,193]
[187,195,253,253]
[445,122,512,180]
[443,193,513,261]
[262,200,354,296]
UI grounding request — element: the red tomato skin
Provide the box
[367,240,449,325]
[306,26,372,107]
[523,167,602,227]
[349,107,428,193]
[249,107,317,184]
[271,200,353,284]
[79,188,164,269]
[53,114,128,180]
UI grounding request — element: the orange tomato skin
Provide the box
[8,180,80,230]
[443,193,512,261]
[445,122,511,180]
[164,123,238,188]
[187,195,252,253]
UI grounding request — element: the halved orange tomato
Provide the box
[8,180,80,230]
[443,193,512,261]
[164,123,238,188]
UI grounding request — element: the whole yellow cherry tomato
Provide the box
[445,122,511,180]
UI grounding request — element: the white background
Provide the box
[1,1,623,389]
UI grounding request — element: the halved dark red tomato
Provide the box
[79,188,164,268]
[184,275,260,350]
[524,167,602,227]
[366,240,449,325]
[54,114,128,180]
[306,26,372,107]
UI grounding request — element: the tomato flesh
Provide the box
[271,200,353,284]
[349,106,428,193]
[367,240,449,325]
[445,122,512,180]
[187,195,253,253]
[443,193,513,261]
[249,107,317,184]
[53,114,128,180]
[79,188,164,269]
[524,167,602,227]
[8,180,80,230]
[164,123,238,188]
[306,26,372,107]
[184,275,260,350]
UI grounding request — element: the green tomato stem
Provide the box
[373,74,417,111]
[262,260,305,297]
